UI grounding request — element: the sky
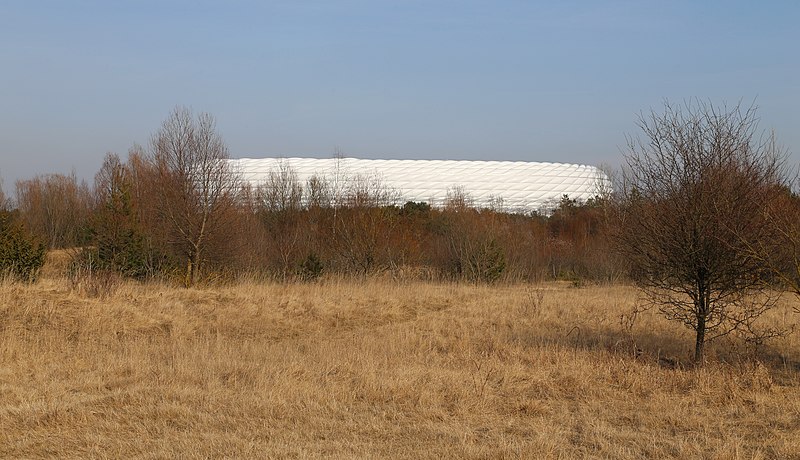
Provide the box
[1,0,798,193]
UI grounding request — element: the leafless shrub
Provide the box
[521,285,546,316]
[69,250,121,299]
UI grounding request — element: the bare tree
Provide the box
[333,173,400,275]
[743,184,800,300]
[257,161,305,280]
[259,160,304,212]
[0,179,7,210]
[15,173,92,249]
[769,191,800,297]
[150,107,240,286]
[435,187,507,283]
[306,175,332,208]
[615,101,788,362]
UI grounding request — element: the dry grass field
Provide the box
[2,262,800,458]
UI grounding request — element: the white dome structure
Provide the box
[231,157,610,212]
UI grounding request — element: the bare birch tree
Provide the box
[150,107,239,286]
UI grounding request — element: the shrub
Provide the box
[465,237,506,283]
[0,211,46,281]
[68,248,121,298]
[299,252,324,281]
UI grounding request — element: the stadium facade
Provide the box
[230,157,611,213]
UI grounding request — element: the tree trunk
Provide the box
[694,311,706,363]
[184,247,201,288]
[185,257,193,288]
[191,249,201,287]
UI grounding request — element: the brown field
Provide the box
[2,268,800,458]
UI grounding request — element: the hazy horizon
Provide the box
[2,1,798,193]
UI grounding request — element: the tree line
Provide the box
[2,103,799,363]
[1,107,616,286]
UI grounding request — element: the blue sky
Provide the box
[1,1,798,190]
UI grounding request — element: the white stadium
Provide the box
[231,157,611,213]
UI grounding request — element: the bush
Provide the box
[0,211,46,281]
[95,226,149,279]
[464,237,506,283]
[299,253,324,281]
[68,248,121,298]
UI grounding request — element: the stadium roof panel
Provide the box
[231,157,610,212]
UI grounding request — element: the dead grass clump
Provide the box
[70,269,121,299]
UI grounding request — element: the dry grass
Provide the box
[1,270,800,458]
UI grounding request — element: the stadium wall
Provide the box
[230,157,611,213]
